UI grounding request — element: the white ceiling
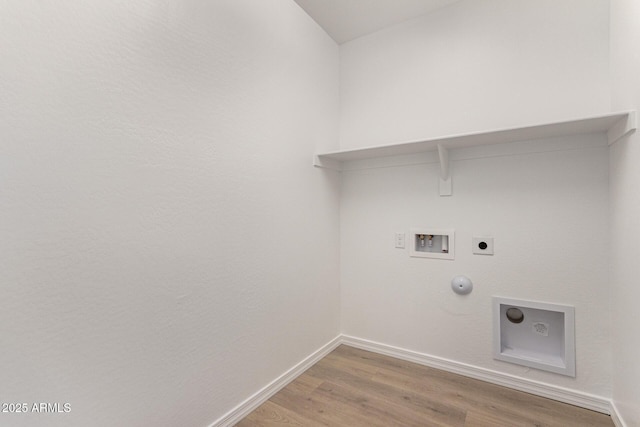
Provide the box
[293,0,461,44]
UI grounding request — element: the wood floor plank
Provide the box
[321,352,380,377]
[369,364,588,426]
[329,346,613,427]
[463,408,537,427]
[285,374,324,396]
[235,401,323,427]
[306,355,466,425]
[236,345,614,427]
[464,406,613,427]
[270,382,383,427]
[313,380,465,427]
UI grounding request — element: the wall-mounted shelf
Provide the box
[313,111,636,195]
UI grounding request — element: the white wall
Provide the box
[339,0,613,397]
[339,0,610,149]
[0,1,340,426]
[609,1,640,425]
[340,138,612,396]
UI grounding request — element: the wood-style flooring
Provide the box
[236,345,613,427]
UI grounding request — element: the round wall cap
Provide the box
[451,275,473,295]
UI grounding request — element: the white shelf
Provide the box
[313,111,636,170]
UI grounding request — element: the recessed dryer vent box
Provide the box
[409,229,454,260]
[493,297,575,377]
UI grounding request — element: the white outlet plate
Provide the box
[395,232,405,249]
[473,236,494,255]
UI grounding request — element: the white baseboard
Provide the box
[210,335,342,427]
[211,334,616,426]
[610,401,627,427]
[341,335,612,415]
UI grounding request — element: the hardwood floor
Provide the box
[236,345,614,427]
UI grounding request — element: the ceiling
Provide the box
[293,0,461,44]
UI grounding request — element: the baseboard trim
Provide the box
[210,335,342,427]
[610,401,627,427]
[211,334,615,425]
[341,335,612,415]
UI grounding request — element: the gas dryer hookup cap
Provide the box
[451,275,473,295]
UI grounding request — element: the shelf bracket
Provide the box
[607,111,637,145]
[437,144,452,196]
[313,155,342,171]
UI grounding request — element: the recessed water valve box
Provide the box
[409,229,454,260]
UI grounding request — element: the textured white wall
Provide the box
[610,1,640,424]
[339,0,613,397]
[0,1,340,426]
[340,138,612,396]
[339,0,610,149]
